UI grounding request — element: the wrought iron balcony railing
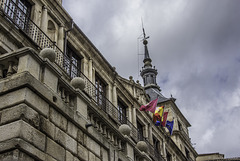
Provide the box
[144,138,165,161]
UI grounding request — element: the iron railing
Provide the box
[0,0,75,78]
[0,1,164,159]
[144,138,165,161]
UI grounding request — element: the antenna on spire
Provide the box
[141,18,150,41]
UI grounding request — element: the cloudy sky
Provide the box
[62,0,240,158]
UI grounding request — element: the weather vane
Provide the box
[141,18,150,42]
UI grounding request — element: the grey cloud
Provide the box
[63,0,240,158]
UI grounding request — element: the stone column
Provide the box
[128,106,132,123]
[57,25,64,51]
[133,85,136,98]
[144,123,148,138]
[81,58,88,77]
[112,82,117,107]
[163,140,166,159]
[92,67,95,85]
[40,6,48,33]
[126,142,134,161]
[148,124,153,145]
[132,107,137,127]
[88,58,93,82]
[106,84,113,102]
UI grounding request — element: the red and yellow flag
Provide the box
[153,106,164,123]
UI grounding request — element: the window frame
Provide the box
[95,73,107,111]
[65,44,82,78]
[153,135,160,152]
[117,98,127,124]
[137,121,144,141]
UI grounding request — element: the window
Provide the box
[185,147,190,159]
[95,74,106,111]
[117,99,127,124]
[4,0,31,29]
[153,136,160,152]
[137,121,144,141]
[47,20,56,41]
[166,151,172,161]
[65,45,81,78]
[178,120,182,131]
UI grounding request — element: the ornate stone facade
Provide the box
[0,0,197,161]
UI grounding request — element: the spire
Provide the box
[140,25,159,90]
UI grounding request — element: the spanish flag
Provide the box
[153,106,164,123]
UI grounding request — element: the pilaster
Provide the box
[57,25,64,51]
[40,6,48,33]
[132,107,137,127]
[112,82,117,107]
[88,58,93,82]
[148,124,153,145]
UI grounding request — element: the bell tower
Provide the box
[140,27,159,88]
[140,27,163,100]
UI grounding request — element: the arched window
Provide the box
[47,20,56,41]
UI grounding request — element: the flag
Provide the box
[155,120,161,126]
[153,106,164,123]
[166,120,174,135]
[161,112,168,127]
[139,98,158,113]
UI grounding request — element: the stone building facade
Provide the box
[197,153,240,161]
[0,0,197,161]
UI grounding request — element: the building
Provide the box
[0,0,197,160]
[197,153,240,161]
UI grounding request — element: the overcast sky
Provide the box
[62,0,240,158]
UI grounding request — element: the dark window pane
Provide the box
[118,100,127,124]
[65,45,81,78]
[137,121,144,141]
[95,74,106,111]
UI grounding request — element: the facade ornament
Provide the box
[39,48,56,62]
[70,77,85,90]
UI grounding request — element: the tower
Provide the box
[140,27,165,101]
